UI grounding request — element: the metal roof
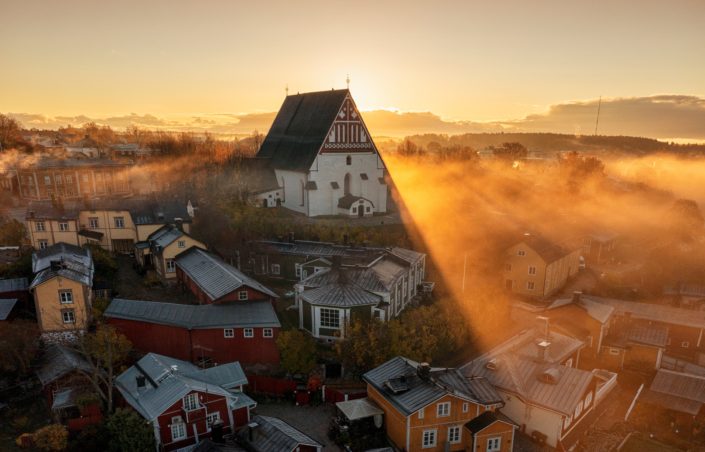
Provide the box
[176,247,278,301]
[0,299,18,320]
[300,282,382,307]
[363,357,503,417]
[25,197,192,223]
[587,295,705,330]
[32,242,92,273]
[244,415,323,451]
[256,89,351,172]
[147,224,185,249]
[0,277,29,293]
[641,369,705,415]
[337,194,373,209]
[515,234,576,264]
[104,298,281,329]
[115,353,248,421]
[23,157,130,169]
[336,397,384,421]
[30,258,94,289]
[300,257,408,294]
[390,247,425,265]
[36,344,92,386]
[548,296,614,324]
[460,329,591,416]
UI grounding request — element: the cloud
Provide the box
[6,95,705,141]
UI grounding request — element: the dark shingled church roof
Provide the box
[256,89,349,171]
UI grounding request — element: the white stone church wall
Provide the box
[275,169,308,215]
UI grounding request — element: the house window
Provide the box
[418,408,424,419]
[565,358,573,368]
[517,250,526,256]
[36,221,46,232]
[59,289,73,304]
[575,400,584,418]
[59,222,69,231]
[563,414,572,430]
[171,417,187,441]
[244,328,254,338]
[39,240,48,249]
[487,437,502,452]
[585,391,593,408]
[177,240,186,248]
[609,348,621,356]
[166,259,176,273]
[448,426,461,444]
[422,429,437,448]
[682,341,690,348]
[527,281,535,290]
[206,412,220,429]
[462,402,469,413]
[238,290,248,301]
[295,264,301,277]
[320,308,340,329]
[263,328,273,338]
[224,328,234,338]
[437,401,450,417]
[44,175,51,185]
[528,266,536,275]
[183,393,199,411]
[62,309,75,324]
[271,264,280,275]
[114,217,125,228]
[89,217,99,228]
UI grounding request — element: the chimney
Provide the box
[170,364,178,373]
[536,340,550,362]
[536,315,550,340]
[247,422,259,442]
[174,218,183,231]
[572,290,582,303]
[417,362,431,381]
[136,374,146,388]
[50,260,62,271]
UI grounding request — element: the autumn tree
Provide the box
[32,424,68,451]
[0,217,26,246]
[396,139,426,157]
[0,114,25,151]
[668,198,704,241]
[75,325,132,413]
[276,329,318,375]
[105,408,155,452]
[491,142,528,161]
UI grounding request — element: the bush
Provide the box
[33,424,68,451]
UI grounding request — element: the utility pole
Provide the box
[594,96,602,135]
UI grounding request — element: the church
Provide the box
[250,89,389,217]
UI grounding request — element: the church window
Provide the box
[346,155,351,166]
[344,173,351,195]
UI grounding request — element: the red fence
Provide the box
[247,375,297,397]
[323,385,367,404]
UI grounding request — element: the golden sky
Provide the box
[1,0,704,124]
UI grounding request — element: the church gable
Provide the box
[321,95,376,154]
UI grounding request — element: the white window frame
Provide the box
[183,393,199,411]
[436,401,450,417]
[563,414,572,430]
[59,289,73,304]
[609,348,621,356]
[448,425,461,444]
[575,400,583,418]
[114,217,125,228]
[487,436,502,452]
[295,264,301,277]
[36,221,45,232]
[271,264,281,275]
[418,408,424,419]
[224,328,234,338]
[263,328,273,338]
[38,240,48,250]
[238,290,248,301]
[585,391,593,408]
[166,259,176,273]
[244,328,254,338]
[319,308,340,329]
[462,402,469,413]
[528,265,536,275]
[62,309,75,324]
[682,341,690,348]
[206,411,220,429]
[171,417,187,441]
[89,217,99,228]
[177,240,186,248]
[527,281,535,290]
[422,429,437,448]
[59,222,69,232]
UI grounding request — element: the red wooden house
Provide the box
[104,298,281,367]
[115,353,256,452]
[175,247,279,304]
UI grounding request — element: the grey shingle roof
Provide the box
[460,329,591,416]
[363,357,503,417]
[0,277,28,293]
[256,89,350,172]
[244,415,322,451]
[176,247,278,301]
[0,299,18,320]
[36,344,92,386]
[115,353,249,421]
[104,298,281,329]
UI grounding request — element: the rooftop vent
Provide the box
[538,368,560,385]
[417,362,431,381]
[170,365,178,373]
[384,376,409,394]
[486,358,498,370]
[136,374,146,388]
[572,290,582,303]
